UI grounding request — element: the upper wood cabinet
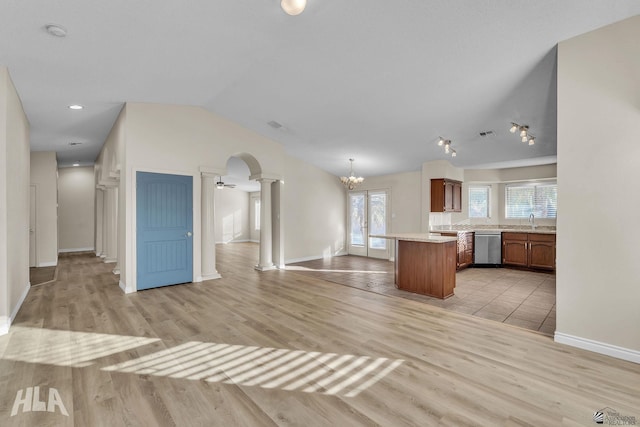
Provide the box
[431,178,462,213]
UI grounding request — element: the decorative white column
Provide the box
[255,178,276,271]
[103,184,118,264]
[95,187,104,257]
[201,173,221,281]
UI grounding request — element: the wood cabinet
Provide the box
[396,239,457,299]
[502,232,555,271]
[528,233,556,270]
[440,231,474,270]
[431,179,462,213]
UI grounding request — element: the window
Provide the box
[469,186,490,218]
[254,199,261,231]
[505,182,557,219]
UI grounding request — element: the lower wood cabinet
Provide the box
[440,232,474,271]
[502,232,555,271]
[396,240,456,299]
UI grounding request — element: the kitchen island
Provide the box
[370,233,458,299]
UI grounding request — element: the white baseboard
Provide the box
[200,272,222,281]
[119,280,136,294]
[37,261,57,267]
[58,247,95,253]
[216,239,253,244]
[103,257,117,264]
[0,282,31,336]
[11,283,30,320]
[555,331,640,364]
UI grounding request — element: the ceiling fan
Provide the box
[216,178,236,189]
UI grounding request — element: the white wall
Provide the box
[249,192,260,242]
[451,164,558,227]
[0,67,30,335]
[215,188,250,243]
[29,151,58,266]
[283,154,347,263]
[58,166,95,252]
[96,102,346,290]
[556,15,640,361]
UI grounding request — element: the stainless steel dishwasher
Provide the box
[474,231,502,266]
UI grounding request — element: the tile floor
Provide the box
[288,256,556,336]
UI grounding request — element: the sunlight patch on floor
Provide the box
[102,341,403,397]
[1,326,160,368]
[286,266,388,274]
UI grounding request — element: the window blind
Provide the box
[505,183,557,219]
[469,186,490,218]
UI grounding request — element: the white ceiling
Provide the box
[1,1,639,182]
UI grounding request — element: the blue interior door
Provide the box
[137,172,193,290]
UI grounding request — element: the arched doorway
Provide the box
[200,152,283,280]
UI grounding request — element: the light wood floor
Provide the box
[0,243,638,426]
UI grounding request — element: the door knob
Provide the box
[186,231,192,237]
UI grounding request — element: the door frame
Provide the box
[347,188,391,260]
[130,167,199,293]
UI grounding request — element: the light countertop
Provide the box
[432,226,556,235]
[369,233,458,243]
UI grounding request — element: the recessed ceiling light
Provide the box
[72,163,80,167]
[281,0,306,15]
[68,104,83,110]
[45,24,67,38]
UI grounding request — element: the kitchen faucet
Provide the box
[529,213,536,229]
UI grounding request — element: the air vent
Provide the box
[267,120,283,129]
[479,130,494,137]
[68,142,83,146]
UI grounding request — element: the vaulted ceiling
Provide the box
[1,1,639,179]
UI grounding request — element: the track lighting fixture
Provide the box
[509,122,536,147]
[436,137,457,158]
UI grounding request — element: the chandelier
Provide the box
[340,158,364,190]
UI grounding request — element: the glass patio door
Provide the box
[348,190,389,259]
